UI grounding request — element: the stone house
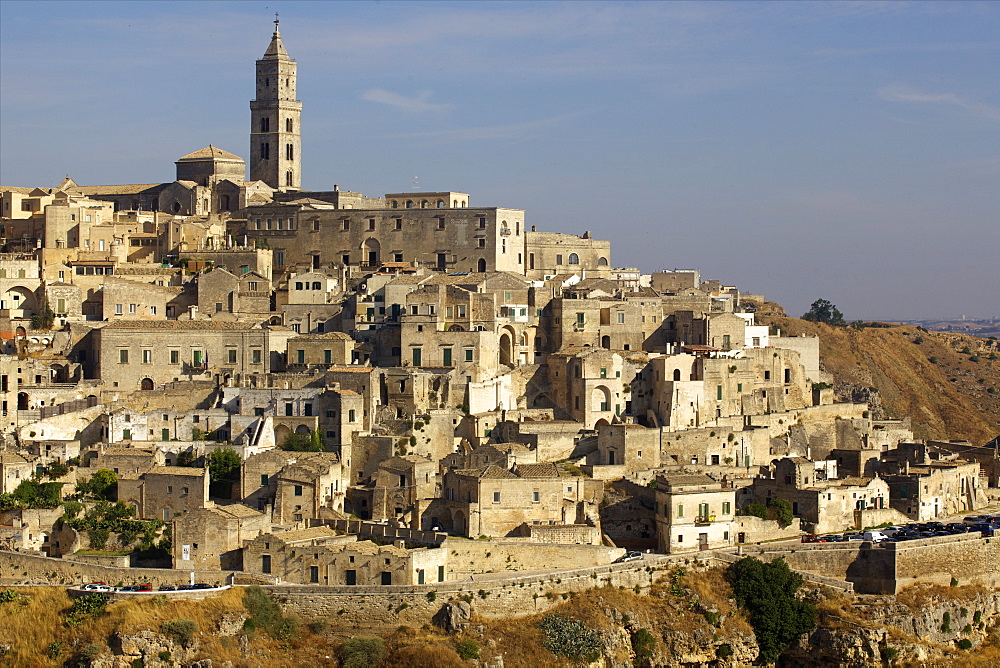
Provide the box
[286,332,355,367]
[593,422,660,473]
[547,348,629,429]
[654,473,736,553]
[93,320,270,390]
[116,466,211,521]
[171,503,268,570]
[243,526,448,586]
[879,444,986,520]
[272,452,345,526]
[352,455,440,524]
[441,462,602,538]
[0,452,31,493]
[195,267,270,315]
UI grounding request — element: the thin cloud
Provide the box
[878,84,1000,121]
[386,115,577,143]
[361,89,451,113]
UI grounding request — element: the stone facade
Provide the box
[655,473,736,553]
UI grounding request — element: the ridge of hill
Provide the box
[759,312,1000,445]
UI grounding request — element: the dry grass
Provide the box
[385,627,467,668]
[0,587,339,667]
[894,583,989,611]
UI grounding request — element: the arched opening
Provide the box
[595,418,611,430]
[531,392,554,408]
[140,378,154,391]
[499,328,515,367]
[171,202,181,214]
[362,238,381,267]
[601,335,611,349]
[673,369,681,381]
[452,509,467,535]
[436,200,445,208]
[4,287,37,316]
[295,424,311,434]
[274,423,292,446]
[592,385,611,412]
[477,258,487,273]
[568,253,580,265]
[17,392,29,411]
[598,257,609,266]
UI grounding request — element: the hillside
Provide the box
[760,312,1000,445]
[2,568,998,667]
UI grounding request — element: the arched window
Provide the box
[673,369,681,381]
[295,282,303,290]
[260,118,270,132]
[286,144,294,160]
[568,253,580,265]
[286,118,293,132]
[436,200,445,208]
[390,200,398,208]
[598,257,609,266]
[286,171,293,186]
[406,200,414,209]
[261,143,270,160]
[420,200,428,208]
[312,282,321,290]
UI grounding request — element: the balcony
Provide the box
[694,515,715,526]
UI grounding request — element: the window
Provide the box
[568,253,579,264]
[348,409,356,422]
[119,349,129,364]
[260,474,269,486]
[149,306,156,315]
[532,491,540,503]
[247,280,258,290]
[717,385,723,400]
[443,348,452,366]
[115,303,123,315]
[261,142,270,159]
[412,348,421,366]
[677,504,684,518]
[556,254,563,265]
[141,349,152,364]
[324,349,332,364]
[617,312,625,324]
[286,143,294,160]
[342,219,350,231]
[225,349,237,364]
[286,171,293,186]
[464,348,473,362]
[576,312,585,327]
[309,566,319,583]
[170,350,179,364]
[294,485,303,496]
[493,491,501,503]
[286,118,293,132]
[193,350,203,366]
[296,350,305,364]
[478,217,487,229]
[260,117,269,132]
[252,349,262,364]
[723,502,731,515]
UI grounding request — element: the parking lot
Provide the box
[802,511,1000,544]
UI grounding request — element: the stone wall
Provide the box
[443,538,622,578]
[272,552,699,629]
[0,550,236,587]
[893,533,1000,590]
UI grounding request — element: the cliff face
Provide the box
[761,316,1000,444]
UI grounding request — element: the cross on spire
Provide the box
[274,13,279,31]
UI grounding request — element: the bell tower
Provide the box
[250,15,302,191]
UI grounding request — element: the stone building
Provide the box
[244,527,448,586]
[249,18,301,192]
[116,466,210,521]
[440,462,602,538]
[172,503,268,570]
[92,320,271,390]
[654,473,736,553]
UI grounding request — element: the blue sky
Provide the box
[2,1,998,320]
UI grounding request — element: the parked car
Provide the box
[615,551,643,563]
[963,515,990,526]
[970,524,995,537]
[192,583,214,590]
[845,534,864,542]
[801,535,825,543]
[137,584,153,592]
[158,585,177,591]
[119,585,139,592]
[862,531,888,543]
[177,584,196,590]
[81,583,112,592]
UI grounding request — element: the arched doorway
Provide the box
[362,238,381,267]
[452,510,467,535]
[592,386,611,412]
[17,392,29,410]
[499,331,514,367]
[477,258,487,273]
[140,378,154,391]
[601,335,611,349]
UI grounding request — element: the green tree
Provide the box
[281,431,324,452]
[801,299,845,326]
[726,557,817,664]
[339,636,386,668]
[77,469,117,500]
[208,448,241,483]
[767,498,795,528]
[30,296,56,330]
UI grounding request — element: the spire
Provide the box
[263,12,289,60]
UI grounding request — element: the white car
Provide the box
[81,583,113,592]
[862,531,888,543]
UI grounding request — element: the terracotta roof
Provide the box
[514,462,560,478]
[176,146,245,162]
[456,465,517,479]
[659,473,719,488]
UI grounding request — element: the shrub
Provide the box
[632,628,656,662]
[974,610,983,623]
[47,641,63,659]
[161,619,198,648]
[242,585,300,641]
[456,638,480,660]
[426,591,437,602]
[0,589,23,604]
[67,592,109,622]
[950,577,959,587]
[308,619,330,635]
[962,624,972,634]
[957,638,973,650]
[158,651,172,662]
[539,613,602,663]
[726,557,816,664]
[340,636,386,668]
[941,611,952,633]
[716,643,733,659]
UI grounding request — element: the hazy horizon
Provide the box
[1,1,997,320]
